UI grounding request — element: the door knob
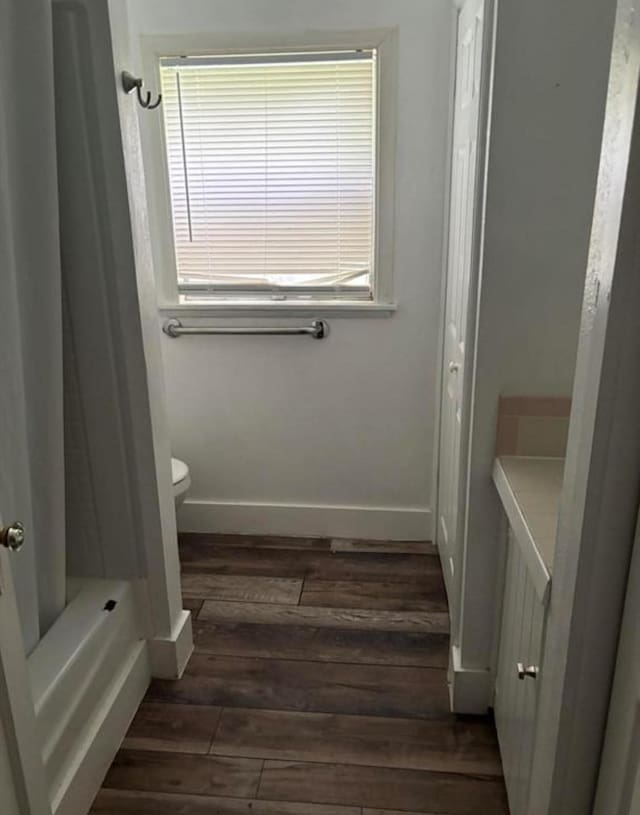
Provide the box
[0,522,25,551]
[517,662,539,680]
[448,361,460,373]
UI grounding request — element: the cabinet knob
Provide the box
[517,662,539,680]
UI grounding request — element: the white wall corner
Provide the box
[448,644,493,714]
[148,609,194,679]
[177,500,432,541]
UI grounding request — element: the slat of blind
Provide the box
[159,52,375,291]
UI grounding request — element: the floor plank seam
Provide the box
[197,751,504,779]
[142,699,456,723]
[207,706,225,754]
[256,758,265,796]
[183,597,303,606]
[196,600,451,632]
[103,784,268,803]
[255,758,266,799]
[192,654,448,670]
[179,702,460,720]
[189,650,449,671]
[177,651,450,667]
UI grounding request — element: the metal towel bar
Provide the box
[163,318,328,340]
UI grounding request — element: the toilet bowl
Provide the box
[171,457,191,508]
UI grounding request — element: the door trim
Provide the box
[434,0,497,672]
[528,2,640,811]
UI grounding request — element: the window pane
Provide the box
[159,52,376,297]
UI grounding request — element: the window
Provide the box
[158,50,378,303]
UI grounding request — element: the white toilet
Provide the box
[171,457,191,507]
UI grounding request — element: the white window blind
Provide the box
[159,51,376,299]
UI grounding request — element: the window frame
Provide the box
[140,28,397,316]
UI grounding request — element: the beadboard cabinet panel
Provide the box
[495,528,546,815]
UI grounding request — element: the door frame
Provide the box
[527,1,640,812]
[434,0,497,639]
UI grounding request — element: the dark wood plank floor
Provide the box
[93,534,507,815]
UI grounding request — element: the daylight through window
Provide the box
[159,50,377,301]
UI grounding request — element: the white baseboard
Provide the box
[177,499,432,541]
[448,644,493,714]
[148,609,194,679]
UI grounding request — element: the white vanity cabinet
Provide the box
[494,527,547,815]
[488,394,568,813]
[492,455,562,815]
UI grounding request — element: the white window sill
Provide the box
[158,300,397,318]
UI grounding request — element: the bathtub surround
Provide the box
[128,0,455,540]
[38,0,194,811]
[54,0,190,669]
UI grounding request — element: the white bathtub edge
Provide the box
[28,579,151,815]
[52,642,149,815]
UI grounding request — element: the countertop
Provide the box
[492,455,565,604]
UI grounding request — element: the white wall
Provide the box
[455,0,617,683]
[127,0,454,539]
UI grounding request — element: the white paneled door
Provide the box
[437,0,487,606]
[593,512,640,815]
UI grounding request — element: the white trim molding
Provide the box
[139,27,398,311]
[158,301,397,318]
[178,499,432,541]
[148,609,194,680]
[448,644,493,714]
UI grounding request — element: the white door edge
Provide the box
[435,0,495,656]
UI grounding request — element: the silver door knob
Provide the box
[0,522,25,551]
[448,361,460,373]
[517,662,539,680]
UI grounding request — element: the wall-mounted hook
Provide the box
[121,71,162,110]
